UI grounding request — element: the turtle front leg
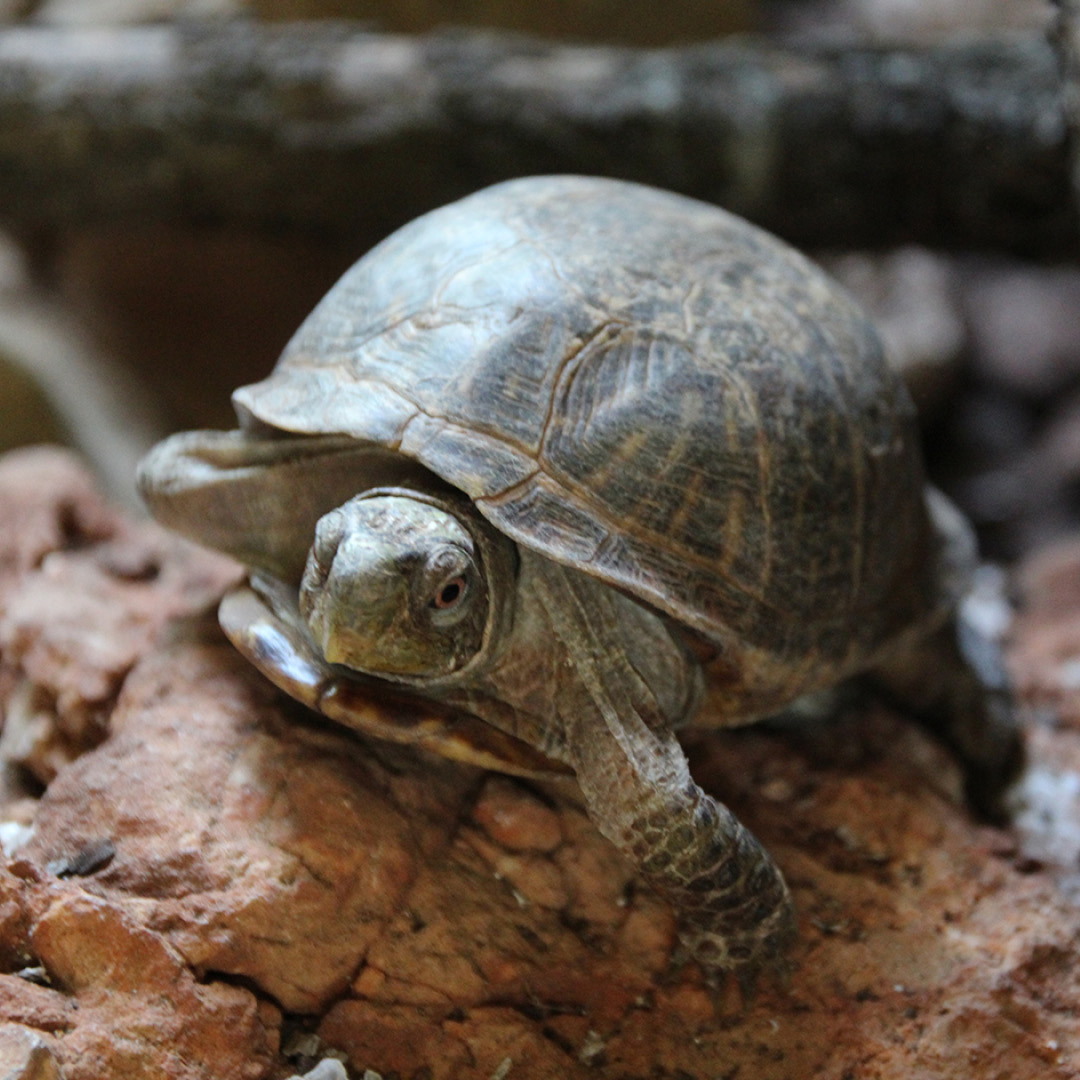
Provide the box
[569,709,796,988]
[518,557,796,989]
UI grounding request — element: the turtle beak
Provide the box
[298,533,408,672]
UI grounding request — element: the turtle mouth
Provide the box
[219,572,569,779]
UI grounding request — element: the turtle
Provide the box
[137,175,1021,987]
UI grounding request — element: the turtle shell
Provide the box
[233,176,935,677]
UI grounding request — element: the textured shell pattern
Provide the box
[234,176,930,669]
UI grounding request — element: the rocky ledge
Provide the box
[1,446,1079,1080]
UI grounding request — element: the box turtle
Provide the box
[138,175,1021,987]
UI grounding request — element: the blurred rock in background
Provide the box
[919,262,1080,560]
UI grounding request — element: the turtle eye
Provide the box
[418,544,478,627]
[431,574,468,611]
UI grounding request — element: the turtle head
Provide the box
[299,490,513,682]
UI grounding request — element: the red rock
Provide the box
[29,891,274,1080]
[0,1022,61,1080]
[0,973,72,1035]
[25,641,470,1015]
[2,449,1080,1079]
[0,446,240,790]
[0,448,118,594]
[470,776,563,853]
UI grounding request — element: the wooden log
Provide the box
[0,22,1075,256]
[1061,0,1080,211]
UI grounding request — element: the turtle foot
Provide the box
[674,889,798,1001]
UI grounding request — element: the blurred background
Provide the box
[0,0,1075,565]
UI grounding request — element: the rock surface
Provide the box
[1,446,1079,1079]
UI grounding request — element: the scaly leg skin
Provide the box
[870,607,1024,823]
[575,738,798,993]
[525,560,797,992]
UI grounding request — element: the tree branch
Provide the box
[0,22,1075,257]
